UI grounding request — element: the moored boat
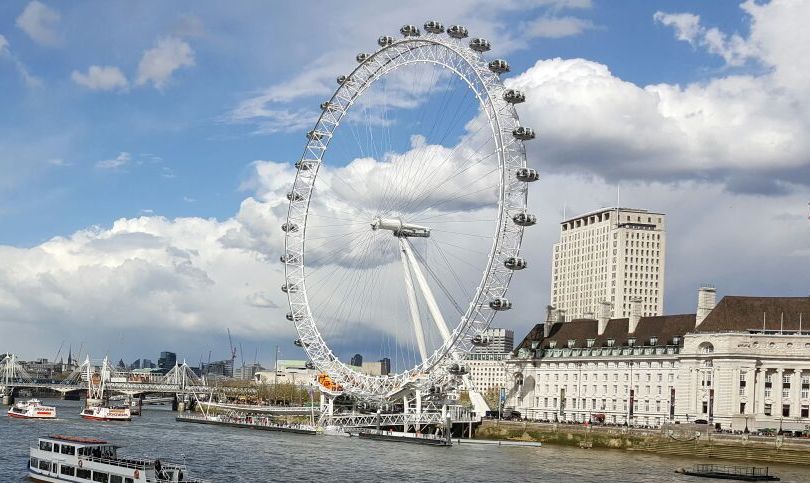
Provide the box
[675,464,780,481]
[28,435,208,482]
[7,399,57,419]
[80,405,131,422]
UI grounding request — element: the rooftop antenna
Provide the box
[762,312,766,332]
[780,312,784,335]
[617,184,621,209]
[800,313,803,335]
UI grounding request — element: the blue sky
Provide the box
[1,1,808,366]
[0,0,753,245]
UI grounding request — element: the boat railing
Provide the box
[80,455,154,471]
[694,464,770,476]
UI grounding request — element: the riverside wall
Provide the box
[476,420,810,466]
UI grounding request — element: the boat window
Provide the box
[53,443,60,453]
[61,465,76,476]
[92,470,110,482]
[39,441,53,451]
[110,475,123,483]
[125,478,134,483]
[76,468,92,479]
[30,457,38,468]
[61,444,76,455]
[38,460,51,471]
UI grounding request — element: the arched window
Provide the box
[699,342,714,354]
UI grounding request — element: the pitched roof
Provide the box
[696,296,810,332]
[515,314,696,350]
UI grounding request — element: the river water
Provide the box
[2,399,808,482]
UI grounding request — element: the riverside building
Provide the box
[551,207,666,320]
[506,288,810,432]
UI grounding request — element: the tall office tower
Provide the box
[474,328,514,354]
[350,353,363,367]
[550,207,666,320]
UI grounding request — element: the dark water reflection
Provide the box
[2,399,808,482]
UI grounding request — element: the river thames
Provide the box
[2,399,808,482]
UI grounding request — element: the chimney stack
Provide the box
[629,297,642,333]
[696,285,717,327]
[544,305,555,338]
[598,300,612,336]
[556,308,567,324]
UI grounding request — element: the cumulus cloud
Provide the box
[509,0,810,194]
[96,152,131,170]
[0,34,9,55]
[16,1,61,47]
[71,65,129,91]
[654,10,755,67]
[136,37,195,89]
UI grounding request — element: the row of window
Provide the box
[29,458,133,483]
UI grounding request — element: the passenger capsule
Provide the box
[447,25,468,39]
[448,363,468,376]
[307,130,327,141]
[286,312,304,322]
[469,38,491,52]
[336,75,350,85]
[516,168,540,182]
[287,192,304,202]
[472,335,490,346]
[293,338,304,347]
[320,101,337,112]
[488,59,510,74]
[512,126,536,140]
[281,283,299,293]
[504,257,528,270]
[424,20,444,34]
[512,212,537,227]
[356,53,370,63]
[400,25,421,37]
[489,298,512,311]
[295,159,319,171]
[378,36,394,47]
[503,89,526,104]
[305,361,316,370]
[281,222,299,233]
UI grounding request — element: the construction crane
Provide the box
[227,328,237,377]
[53,341,64,363]
[239,342,245,380]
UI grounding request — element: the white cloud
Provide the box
[654,9,756,67]
[71,65,129,91]
[16,1,61,47]
[96,152,131,170]
[0,33,42,87]
[525,16,594,39]
[136,37,195,90]
[509,0,810,193]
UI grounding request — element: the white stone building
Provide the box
[507,289,810,431]
[466,352,509,394]
[551,207,666,320]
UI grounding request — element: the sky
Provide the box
[0,0,808,368]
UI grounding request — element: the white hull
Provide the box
[8,400,56,419]
[80,406,131,421]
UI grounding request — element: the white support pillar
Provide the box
[401,239,452,342]
[399,239,429,362]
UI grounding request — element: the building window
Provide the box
[649,337,657,346]
[764,404,772,416]
[802,405,809,418]
[586,339,595,348]
[740,402,746,414]
[702,401,708,414]
[606,339,615,347]
[783,404,791,417]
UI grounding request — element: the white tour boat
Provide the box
[80,405,131,422]
[29,435,208,483]
[7,399,57,419]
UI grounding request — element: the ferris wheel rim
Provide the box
[283,28,530,400]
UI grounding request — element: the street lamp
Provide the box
[744,415,750,434]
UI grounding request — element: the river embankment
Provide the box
[476,420,810,465]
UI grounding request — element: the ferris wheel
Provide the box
[282,20,538,401]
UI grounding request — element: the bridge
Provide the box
[0,354,256,404]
